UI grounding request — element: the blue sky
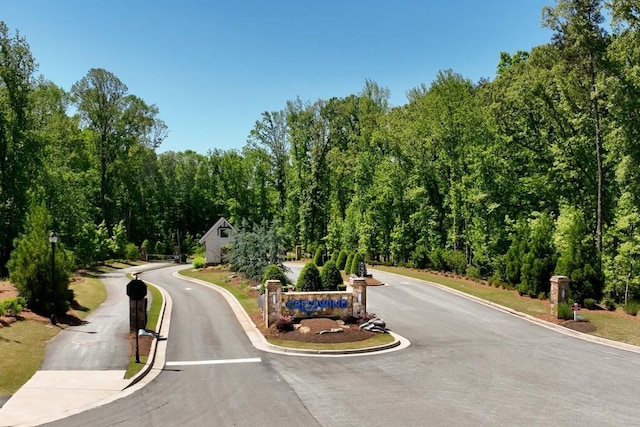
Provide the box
[4,1,553,154]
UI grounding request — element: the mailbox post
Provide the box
[126,275,147,363]
[572,303,581,321]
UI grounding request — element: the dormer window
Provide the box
[218,223,231,238]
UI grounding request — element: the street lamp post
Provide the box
[49,231,58,326]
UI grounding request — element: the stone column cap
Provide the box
[550,275,569,281]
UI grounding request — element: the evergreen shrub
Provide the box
[429,248,445,271]
[321,260,343,291]
[297,262,322,292]
[261,263,289,293]
[443,250,467,274]
[583,298,597,310]
[602,296,616,311]
[350,253,364,275]
[313,245,325,267]
[344,253,354,273]
[336,250,348,270]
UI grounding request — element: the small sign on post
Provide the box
[572,303,581,321]
[126,276,147,363]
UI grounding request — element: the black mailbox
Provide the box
[126,279,147,300]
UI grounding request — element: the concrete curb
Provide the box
[174,270,411,357]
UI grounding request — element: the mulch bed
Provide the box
[269,318,378,344]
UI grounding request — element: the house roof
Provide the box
[198,217,235,244]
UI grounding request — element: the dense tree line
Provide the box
[2,1,640,308]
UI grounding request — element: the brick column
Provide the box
[350,277,367,318]
[264,280,283,327]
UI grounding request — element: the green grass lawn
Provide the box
[179,268,260,315]
[0,321,59,395]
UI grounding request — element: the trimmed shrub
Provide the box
[466,265,482,280]
[313,245,325,267]
[429,248,445,271]
[602,296,616,311]
[350,253,364,275]
[583,298,597,310]
[260,264,289,293]
[192,256,206,269]
[297,262,322,292]
[344,253,354,273]
[557,302,573,320]
[125,243,140,261]
[0,297,26,316]
[336,250,348,271]
[330,250,339,263]
[321,260,343,291]
[411,245,430,269]
[443,250,467,274]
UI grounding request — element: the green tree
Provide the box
[543,0,609,253]
[518,212,557,298]
[247,110,290,213]
[7,203,74,316]
[226,219,288,282]
[554,205,604,302]
[109,220,128,259]
[71,68,167,228]
[0,22,39,275]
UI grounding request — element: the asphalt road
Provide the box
[41,264,168,370]
[45,263,640,426]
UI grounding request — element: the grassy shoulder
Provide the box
[178,268,394,351]
[373,265,640,347]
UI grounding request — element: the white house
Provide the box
[199,217,235,264]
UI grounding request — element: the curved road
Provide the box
[47,264,640,426]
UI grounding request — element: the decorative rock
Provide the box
[299,326,311,334]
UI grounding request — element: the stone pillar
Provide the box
[350,277,367,318]
[295,245,302,261]
[264,280,283,328]
[550,275,570,317]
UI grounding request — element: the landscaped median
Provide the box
[178,267,397,353]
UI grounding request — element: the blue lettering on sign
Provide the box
[284,298,350,314]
